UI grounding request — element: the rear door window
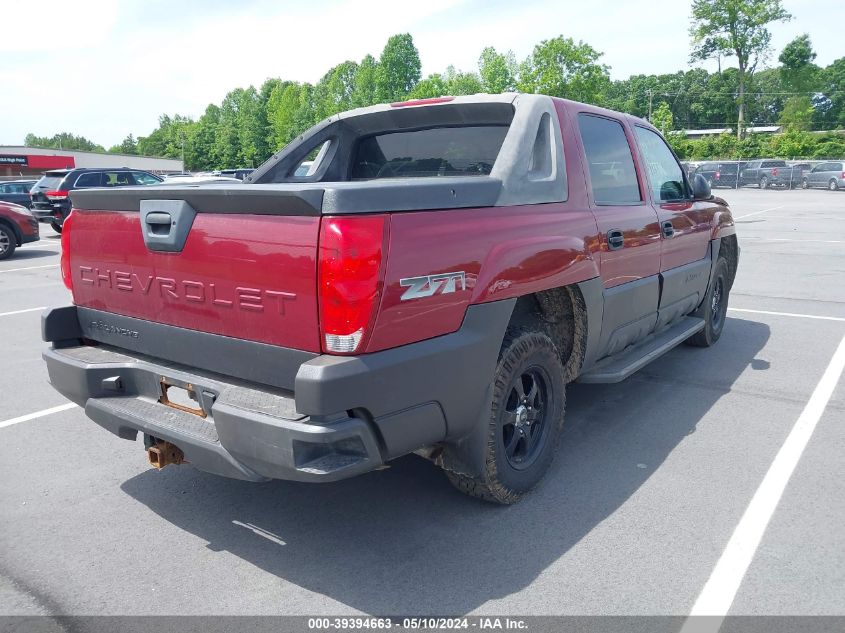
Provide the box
[103,172,133,187]
[634,126,687,202]
[577,114,642,205]
[350,126,509,180]
[74,172,103,188]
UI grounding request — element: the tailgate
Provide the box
[67,190,321,353]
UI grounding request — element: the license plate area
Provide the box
[158,377,207,418]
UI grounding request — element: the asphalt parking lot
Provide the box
[1,189,843,620]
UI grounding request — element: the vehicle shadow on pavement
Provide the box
[121,317,770,615]
[4,249,57,261]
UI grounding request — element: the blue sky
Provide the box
[1,0,839,147]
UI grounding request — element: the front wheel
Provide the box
[830,179,840,192]
[446,329,566,504]
[0,224,16,260]
[50,221,63,234]
[686,257,730,347]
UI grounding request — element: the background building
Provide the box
[0,146,183,179]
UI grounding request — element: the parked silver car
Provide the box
[801,161,845,191]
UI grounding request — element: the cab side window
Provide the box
[634,126,688,202]
[132,172,160,185]
[577,114,641,205]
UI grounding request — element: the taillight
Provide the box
[771,168,778,176]
[715,171,721,180]
[317,215,387,354]
[60,211,74,291]
[841,171,845,179]
[46,190,69,200]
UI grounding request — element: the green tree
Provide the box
[817,57,845,128]
[314,61,359,120]
[689,0,791,138]
[444,66,483,95]
[265,82,316,151]
[778,96,814,130]
[24,132,105,152]
[235,86,267,167]
[478,47,516,93]
[516,36,610,104]
[188,104,221,171]
[137,114,193,159]
[779,33,817,92]
[108,134,138,155]
[375,33,421,102]
[776,34,819,131]
[409,73,448,99]
[652,102,674,133]
[351,54,379,107]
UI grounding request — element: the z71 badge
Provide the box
[399,271,466,301]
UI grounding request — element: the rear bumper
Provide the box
[42,301,513,482]
[31,202,68,223]
[43,345,382,482]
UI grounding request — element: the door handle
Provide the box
[145,212,173,236]
[662,220,675,238]
[607,229,624,250]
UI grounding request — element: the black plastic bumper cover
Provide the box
[41,300,514,482]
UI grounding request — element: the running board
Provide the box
[577,316,705,384]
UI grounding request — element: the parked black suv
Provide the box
[694,162,740,189]
[30,168,162,232]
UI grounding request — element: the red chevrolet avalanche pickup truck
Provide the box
[42,94,738,503]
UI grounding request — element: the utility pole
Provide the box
[647,90,653,122]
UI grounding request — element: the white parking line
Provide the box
[0,403,77,430]
[734,205,785,220]
[728,308,845,322]
[0,264,58,274]
[0,307,45,318]
[684,333,845,626]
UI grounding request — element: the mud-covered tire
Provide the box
[0,224,16,260]
[686,257,730,347]
[446,329,566,504]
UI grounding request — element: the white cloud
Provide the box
[0,0,839,147]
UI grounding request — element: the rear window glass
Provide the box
[350,126,509,180]
[718,163,738,173]
[34,175,65,189]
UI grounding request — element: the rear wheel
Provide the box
[446,329,565,504]
[50,221,63,234]
[830,179,840,192]
[686,257,730,347]
[0,224,16,260]
[802,178,809,189]
[759,176,770,189]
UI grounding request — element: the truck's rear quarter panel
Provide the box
[369,202,601,352]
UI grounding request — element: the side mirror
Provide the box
[692,173,712,200]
